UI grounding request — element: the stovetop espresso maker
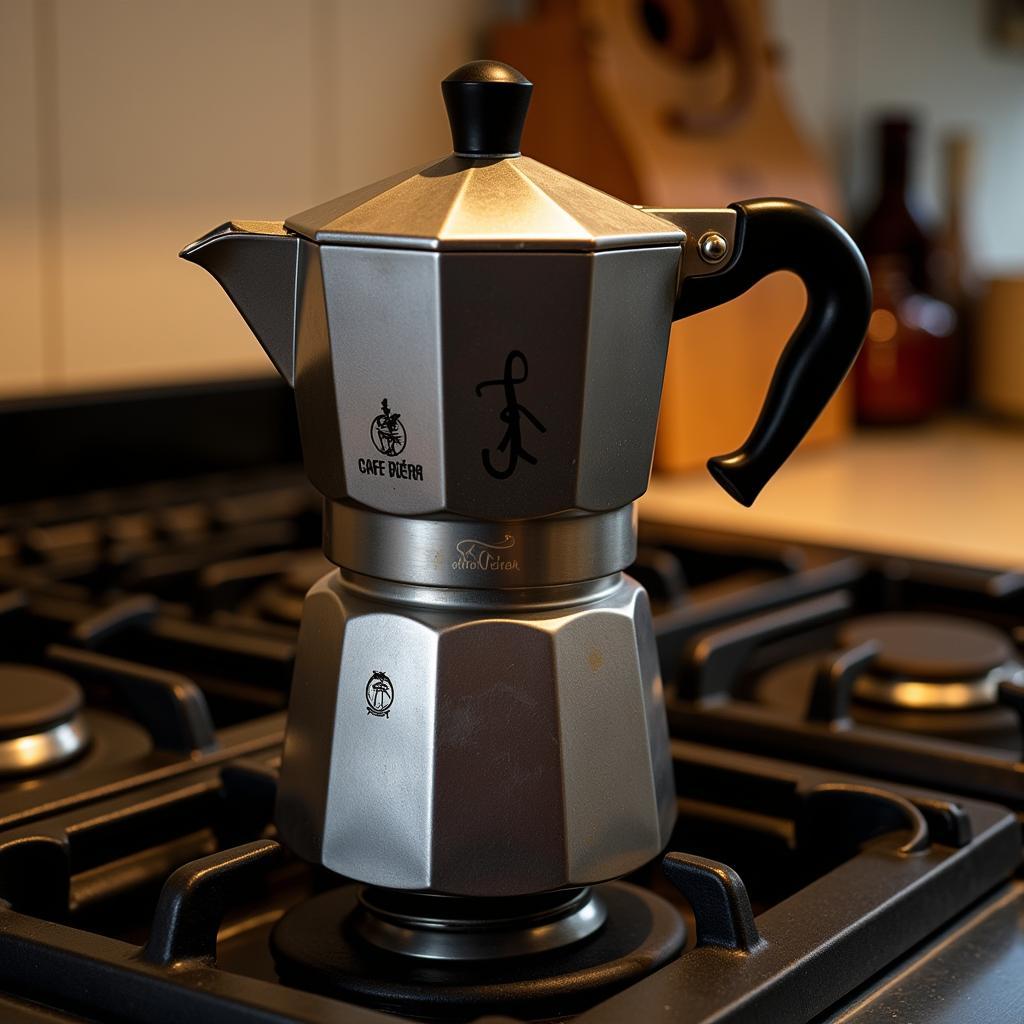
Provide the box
[183,62,869,902]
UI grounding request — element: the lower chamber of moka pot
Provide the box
[270,881,686,1018]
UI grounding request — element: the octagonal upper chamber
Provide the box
[290,236,680,519]
[181,61,685,520]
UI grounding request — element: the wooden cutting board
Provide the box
[491,0,849,473]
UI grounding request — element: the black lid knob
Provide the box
[441,61,533,158]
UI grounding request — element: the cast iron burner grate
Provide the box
[643,519,1024,811]
[0,745,1014,1024]
[3,386,1024,1021]
[271,881,684,1018]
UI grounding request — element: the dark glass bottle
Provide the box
[931,134,976,405]
[855,116,955,423]
[858,117,933,291]
[855,266,954,424]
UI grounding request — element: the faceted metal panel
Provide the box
[637,589,678,840]
[275,574,439,889]
[273,581,344,869]
[285,155,684,252]
[274,571,676,896]
[439,246,677,517]
[290,244,680,518]
[439,251,591,519]
[554,588,674,881]
[430,620,567,895]
[577,247,678,509]
[292,240,346,498]
[316,245,446,515]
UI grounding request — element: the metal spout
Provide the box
[180,221,301,386]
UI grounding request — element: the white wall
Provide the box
[770,0,1024,276]
[0,0,497,398]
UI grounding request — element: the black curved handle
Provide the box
[674,198,871,507]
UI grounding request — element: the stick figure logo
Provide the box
[475,351,546,480]
[370,399,407,457]
[366,671,394,718]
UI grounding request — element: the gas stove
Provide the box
[0,380,1021,1023]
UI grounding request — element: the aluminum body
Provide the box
[289,240,680,518]
[275,569,675,895]
[286,154,684,252]
[323,502,636,590]
[185,205,701,895]
[179,63,828,900]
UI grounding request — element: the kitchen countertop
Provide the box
[641,418,1024,571]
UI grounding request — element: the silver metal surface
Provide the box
[324,502,636,589]
[642,208,738,279]
[179,222,300,387]
[275,569,676,895]
[182,61,858,908]
[182,71,754,903]
[317,244,446,514]
[853,661,1024,710]
[289,242,681,517]
[339,570,621,612]
[286,156,684,252]
[185,213,745,521]
[698,230,729,264]
[0,714,90,776]
[183,99,742,523]
[352,886,607,961]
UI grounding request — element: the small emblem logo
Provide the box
[475,351,546,480]
[366,671,394,717]
[370,399,407,457]
[452,535,519,572]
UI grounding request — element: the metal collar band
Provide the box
[323,502,637,590]
[337,569,621,612]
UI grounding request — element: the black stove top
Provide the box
[654,523,1024,813]
[0,380,1021,1023]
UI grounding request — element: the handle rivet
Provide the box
[698,231,729,264]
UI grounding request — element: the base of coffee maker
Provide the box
[350,885,609,961]
[271,880,686,1018]
[276,567,676,895]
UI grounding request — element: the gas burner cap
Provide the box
[0,664,91,776]
[271,880,685,1018]
[839,613,1021,710]
[353,885,607,961]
